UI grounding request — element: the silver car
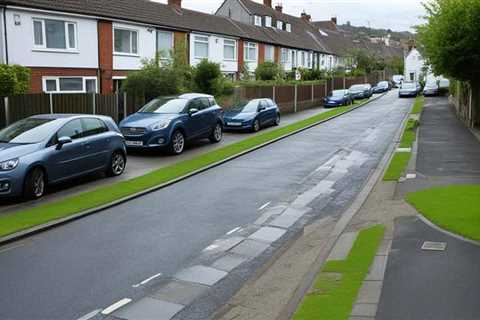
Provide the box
[0,114,126,199]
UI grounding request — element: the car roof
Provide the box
[178,93,213,100]
[30,114,111,121]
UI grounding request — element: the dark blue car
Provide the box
[323,90,353,108]
[373,81,390,94]
[119,93,224,154]
[0,114,126,199]
[349,84,373,99]
[223,99,280,132]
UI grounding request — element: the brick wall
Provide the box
[98,20,113,94]
[258,43,265,64]
[28,68,99,93]
[237,39,245,79]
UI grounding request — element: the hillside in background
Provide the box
[340,23,415,42]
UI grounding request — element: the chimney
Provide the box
[331,17,337,25]
[275,4,283,13]
[263,0,272,8]
[168,0,181,8]
[301,11,311,22]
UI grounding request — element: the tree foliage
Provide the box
[0,64,31,97]
[417,0,480,82]
[255,62,283,81]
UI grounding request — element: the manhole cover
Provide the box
[421,241,447,251]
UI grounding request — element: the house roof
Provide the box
[311,20,338,31]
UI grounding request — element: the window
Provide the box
[254,15,262,26]
[223,39,236,60]
[265,45,275,62]
[198,98,211,110]
[276,21,283,30]
[301,52,305,66]
[81,118,108,137]
[157,31,173,59]
[265,16,272,27]
[194,35,209,59]
[286,23,292,32]
[32,19,77,50]
[307,52,312,68]
[43,77,98,93]
[244,42,257,61]
[281,48,288,64]
[114,28,138,55]
[57,119,83,140]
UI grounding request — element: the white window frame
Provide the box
[276,21,283,30]
[42,76,98,94]
[286,23,292,32]
[254,15,262,26]
[223,39,237,61]
[265,16,272,27]
[32,18,77,51]
[281,48,288,65]
[157,30,174,60]
[113,27,139,56]
[194,35,209,59]
[244,42,258,62]
[265,45,275,62]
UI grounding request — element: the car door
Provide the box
[265,99,277,123]
[46,119,89,183]
[198,97,215,136]
[257,100,270,125]
[80,117,111,171]
[184,99,206,139]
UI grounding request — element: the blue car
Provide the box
[119,93,224,154]
[373,81,390,94]
[323,90,353,108]
[349,84,373,99]
[223,99,280,132]
[0,114,126,199]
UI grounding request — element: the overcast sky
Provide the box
[156,0,425,32]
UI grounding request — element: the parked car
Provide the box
[423,83,440,97]
[392,75,404,88]
[0,114,126,199]
[224,99,280,132]
[399,82,420,98]
[438,78,450,95]
[323,90,353,108]
[119,93,223,155]
[349,84,373,99]
[373,81,390,94]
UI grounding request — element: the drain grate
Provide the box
[421,241,447,251]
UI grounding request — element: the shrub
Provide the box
[300,68,324,81]
[193,59,223,95]
[255,62,282,81]
[0,64,30,97]
[12,65,31,94]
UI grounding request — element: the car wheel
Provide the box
[209,122,223,143]
[252,119,260,132]
[274,114,281,126]
[24,167,45,200]
[169,130,185,155]
[107,151,126,177]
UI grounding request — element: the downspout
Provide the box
[3,7,9,64]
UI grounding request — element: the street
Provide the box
[0,91,412,320]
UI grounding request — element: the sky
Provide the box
[156,0,426,32]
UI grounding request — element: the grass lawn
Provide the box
[0,100,369,238]
[406,185,480,242]
[399,119,419,148]
[383,152,411,181]
[411,96,425,114]
[293,225,385,320]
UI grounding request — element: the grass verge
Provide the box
[406,185,480,242]
[293,225,385,320]
[411,96,425,114]
[0,100,369,238]
[382,152,411,181]
[399,119,419,148]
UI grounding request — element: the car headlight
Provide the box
[0,158,19,171]
[150,120,171,131]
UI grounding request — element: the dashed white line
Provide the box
[76,309,101,320]
[258,201,271,211]
[132,273,163,288]
[101,298,132,315]
[226,227,241,235]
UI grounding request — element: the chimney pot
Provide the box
[168,0,181,8]
[263,0,272,8]
[301,12,311,21]
[331,17,337,25]
[275,4,283,13]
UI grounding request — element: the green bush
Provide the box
[0,64,30,97]
[255,62,282,81]
[12,65,31,95]
[300,68,324,81]
[193,59,223,95]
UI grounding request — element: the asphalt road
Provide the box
[0,91,412,320]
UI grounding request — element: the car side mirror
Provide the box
[56,136,72,150]
[189,108,199,116]
[258,106,266,112]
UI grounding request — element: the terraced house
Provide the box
[0,0,401,95]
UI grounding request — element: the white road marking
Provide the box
[0,242,27,255]
[258,201,271,211]
[203,244,220,252]
[101,298,132,315]
[226,227,241,235]
[132,273,163,287]
[76,309,101,320]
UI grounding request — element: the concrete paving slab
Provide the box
[351,303,377,317]
[268,214,301,229]
[356,281,383,304]
[212,254,248,272]
[248,227,286,243]
[174,265,227,286]
[114,297,183,320]
[292,180,335,207]
[327,231,358,261]
[254,206,287,225]
[230,239,270,258]
[365,255,388,281]
[203,236,245,254]
[150,280,209,306]
[377,239,392,256]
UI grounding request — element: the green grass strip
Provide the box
[293,225,385,320]
[411,96,424,114]
[0,100,368,238]
[399,119,419,148]
[382,152,411,181]
[406,185,480,242]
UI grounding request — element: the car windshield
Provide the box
[139,98,188,114]
[401,83,415,89]
[425,83,438,89]
[377,82,388,87]
[0,117,59,144]
[350,85,365,91]
[330,90,346,97]
[230,100,259,113]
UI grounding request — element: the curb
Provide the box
[416,214,480,247]
[0,93,387,246]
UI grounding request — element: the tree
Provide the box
[193,59,224,95]
[255,62,283,81]
[0,64,30,97]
